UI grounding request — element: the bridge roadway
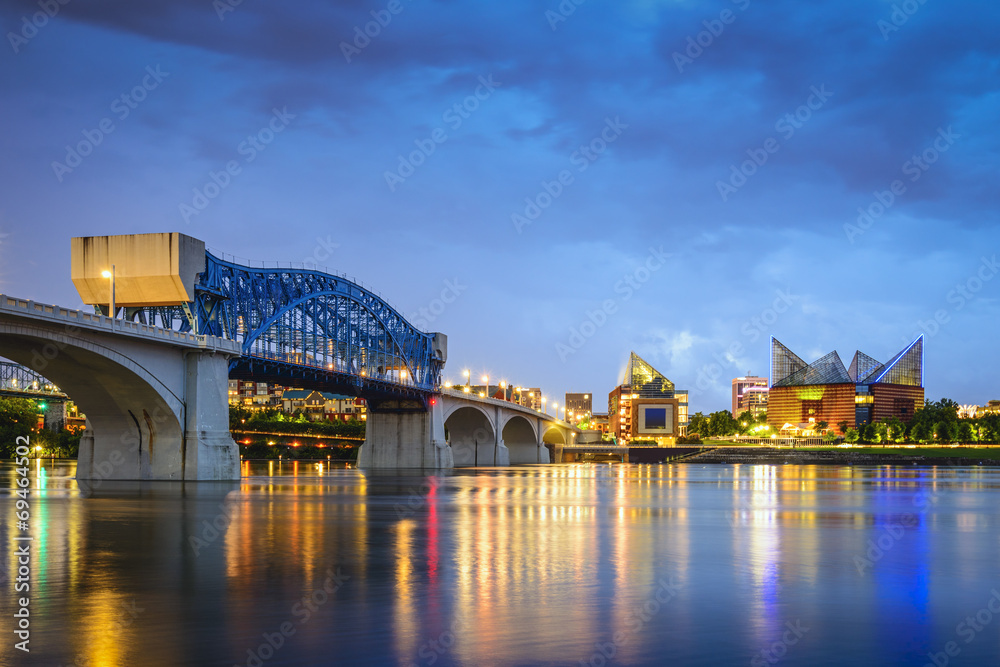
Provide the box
[0,293,577,477]
[0,294,241,480]
[358,388,578,468]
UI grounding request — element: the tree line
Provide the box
[686,398,1000,445]
[229,405,365,438]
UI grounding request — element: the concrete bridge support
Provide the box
[357,390,576,469]
[357,400,452,468]
[0,295,241,481]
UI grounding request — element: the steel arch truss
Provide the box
[133,252,443,400]
[0,360,65,398]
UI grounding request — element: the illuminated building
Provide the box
[564,392,593,424]
[738,385,769,419]
[732,376,768,417]
[608,352,688,445]
[767,335,924,432]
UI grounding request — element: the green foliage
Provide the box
[687,412,707,437]
[934,421,953,444]
[911,421,932,443]
[230,406,365,438]
[0,397,39,458]
[844,427,859,444]
[956,421,975,443]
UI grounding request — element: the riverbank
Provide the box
[684,446,1000,466]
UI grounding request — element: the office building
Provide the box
[732,376,768,417]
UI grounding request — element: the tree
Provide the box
[687,412,708,438]
[707,410,738,437]
[837,420,850,435]
[956,421,974,444]
[911,421,932,443]
[934,421,953,444]
[845,427,859,444]
[883,417,905,443]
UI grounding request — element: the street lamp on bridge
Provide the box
[101,266,116,324]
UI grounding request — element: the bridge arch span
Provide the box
[0,321,185,479]
[502,414,540,464]
[542,425,567,445]
[444,405,497,467]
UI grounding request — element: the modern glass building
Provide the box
[608,352,689,444]
[768,335,924,431]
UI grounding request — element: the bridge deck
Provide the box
[1,294,240,354]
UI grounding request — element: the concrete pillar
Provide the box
[357,399,453,469]
[492,405,509,466]
[536,417,547,463]
[43,400,66,431]
[182,350,240,481]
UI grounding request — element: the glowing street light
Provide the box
[101,265,116,326]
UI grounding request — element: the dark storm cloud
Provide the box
[1,0,998,408]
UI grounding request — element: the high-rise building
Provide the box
[608,352,688,445]
[564,392,593,424]
[738,385,769,419]
[768,335,924,432]
[732,376,768,417]
[514,387,543,411]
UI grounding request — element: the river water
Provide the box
[2,461,1000,666]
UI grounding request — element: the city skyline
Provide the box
[1,0,998,413]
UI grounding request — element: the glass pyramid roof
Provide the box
[771,337,807,386]
[848,351,882,383]
[774,350,852,387]
[868,336,923,386]
[622,352,675,398]
[771,336,923,388]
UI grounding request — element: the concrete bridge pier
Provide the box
[181,350,241,480]
[357,399,453,469]
[75,348,239,481]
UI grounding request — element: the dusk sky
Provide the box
[1,0,997,413]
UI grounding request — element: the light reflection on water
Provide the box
[2,461,1000,666]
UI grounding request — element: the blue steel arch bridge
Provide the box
[112,251,445,411]
[0,360,67,400]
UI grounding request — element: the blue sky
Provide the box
[1,0,998,413]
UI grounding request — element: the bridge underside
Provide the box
[229,356,433,408]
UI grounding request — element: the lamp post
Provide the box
[482,374,489,399]
[101,266,115,325]
[464,369,470,387]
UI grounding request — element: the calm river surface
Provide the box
[3,461,1000,666]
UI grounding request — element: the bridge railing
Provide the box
[0,295,240,353]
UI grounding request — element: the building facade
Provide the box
[732,376,768,417]
[564,392,593,424]
[738,385,769,419]
[767,336,924,433]
[228,379,284,409]
[608,352,689,445]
